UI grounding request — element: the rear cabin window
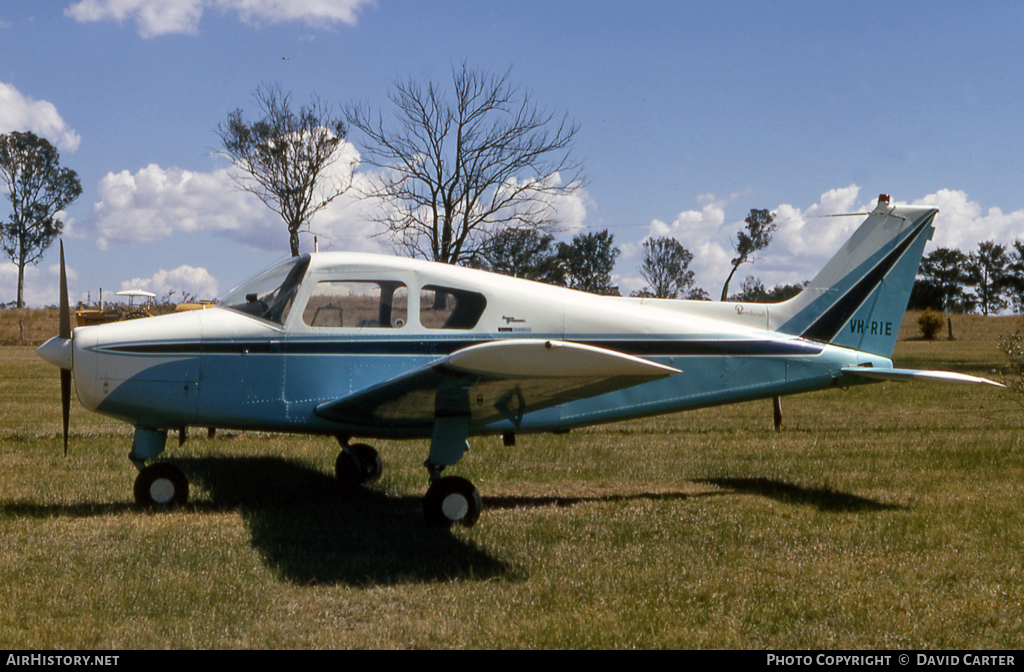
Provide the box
[303,281,409,329]
[419,285,487,329]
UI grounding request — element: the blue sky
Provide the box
[3,0,1024,306]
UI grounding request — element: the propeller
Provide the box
[36,240,73,455]
[59,241,71,456]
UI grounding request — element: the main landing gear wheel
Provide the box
[423,476,483,528]
[335,443,383,485]
[134,463,189,507]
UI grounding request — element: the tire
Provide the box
[423,476,483,528]
[134,463,189,507]
[349,443,383,482]
[335,443,382,485]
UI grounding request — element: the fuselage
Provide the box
[67,252,888,439]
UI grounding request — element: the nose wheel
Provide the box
[133,463,189,507]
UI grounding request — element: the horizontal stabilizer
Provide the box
[315,339,679,429]
[841,367,1004,387]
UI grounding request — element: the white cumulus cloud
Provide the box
[64,0,373,38]
[641,193,731,297]
[638,186,1024,298]
[769,185,868,266]
[0,82,81,152]
[1,260,81,308]
[914,189,1024,253]
[90,163,278,248]
[65,0,203,37]
[222,0,372,27]
[120,264,219,300]
[86,141,389,256]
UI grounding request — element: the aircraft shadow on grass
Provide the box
[695,477,906,512]
[485,478,903,514]
[483,490,695,511]
[0,463,902,587]
[172,456,515,586]
[0,456,514,587]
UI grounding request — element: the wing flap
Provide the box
[315,339,679,428]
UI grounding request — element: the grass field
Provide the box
[1,311,1022,648]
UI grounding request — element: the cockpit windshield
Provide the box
[220,256,310,325]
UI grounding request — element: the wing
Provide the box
[315,339,680,429]
[841,367,1004,387]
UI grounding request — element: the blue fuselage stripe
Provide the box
[96,338,823,358]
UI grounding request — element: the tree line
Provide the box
[910,242,1024,316]
[462,206,788,302]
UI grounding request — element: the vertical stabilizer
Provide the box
[771,195,936,358]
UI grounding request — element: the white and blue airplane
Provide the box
[37,194,1000,526]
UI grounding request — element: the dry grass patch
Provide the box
[0,308,60,346]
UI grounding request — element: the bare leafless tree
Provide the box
[217,83,352,257]
[345,63,583,265]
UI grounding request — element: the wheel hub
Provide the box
[149,478,175,504]
[441,493,469,521]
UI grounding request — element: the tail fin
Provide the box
[771,195,937,358]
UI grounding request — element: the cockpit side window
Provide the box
[420,285,486,329]
[303,280,409,329]
[221,256,310,325]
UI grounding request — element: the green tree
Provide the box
[917,247,974,313]
[633,236,706,299]
[766,281,806,302]
[1,131,82,308]
[476,228,560,282]
[720,208,778,301]
[1004,239,1024,314]
[217,83,351,257]
[730,276,769,302]
[908,278,944,311]
[553,230,619,295]
[345,62,582,266]
[967,240,1009,316]
[728,276,806,302]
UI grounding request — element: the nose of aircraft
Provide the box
[37,335,73,370]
